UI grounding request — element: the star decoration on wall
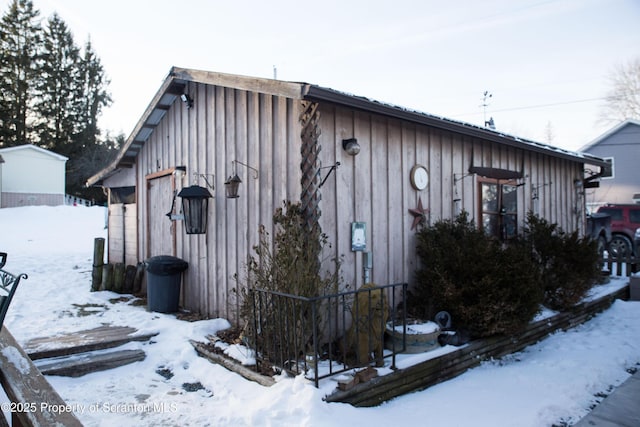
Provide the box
[408,197,430,230]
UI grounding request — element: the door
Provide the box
[147,172,176,257]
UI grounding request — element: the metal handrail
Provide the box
[248,282,407,387]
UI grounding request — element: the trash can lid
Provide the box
[144,255,188,275]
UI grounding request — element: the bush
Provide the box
[523,212,600,311]
[410,212,542,338]
[237,200,342,359]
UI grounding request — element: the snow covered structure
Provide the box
[87,67,609,319]
[0,144,68,208]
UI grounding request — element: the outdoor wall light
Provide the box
[180,93,193,109]
[173,166,186,180]
[225,160,258,199]
[342,138,360,156]
[177,185,212,234]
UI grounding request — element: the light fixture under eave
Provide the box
[177,185,212,234]
[342,138,360,156]
[180,93,193,109]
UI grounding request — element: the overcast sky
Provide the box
[7,0,640,150]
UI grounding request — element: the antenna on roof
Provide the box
[485,117,496,130]
[273,65,277,80]
[480,91,495,129]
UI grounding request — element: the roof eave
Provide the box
[86,70,187,187]
[302,85,609,168]
[87,67,306,187]
[88,70,611,189]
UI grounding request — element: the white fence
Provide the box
[64,194,94,206]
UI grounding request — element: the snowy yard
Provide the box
[0,205,638,427]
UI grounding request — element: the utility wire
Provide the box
[452,92,640,118]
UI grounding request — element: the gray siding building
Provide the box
[580,119,640,211]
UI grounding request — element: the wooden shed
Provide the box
[87,67,609,320]
[0,144,68,208]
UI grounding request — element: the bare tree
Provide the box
[600,57,640,125]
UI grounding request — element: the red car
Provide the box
[596,204,640,258]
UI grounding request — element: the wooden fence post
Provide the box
[113,263,125,293]
[123,265,137,294]
[102,263,114,291]
[133,263,145,295]
[91,238,105,291]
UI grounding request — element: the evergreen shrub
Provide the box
[523,212,601,311]
[410,212,542,338]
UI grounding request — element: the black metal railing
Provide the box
[248,282,408,387]
[0,252,28,328]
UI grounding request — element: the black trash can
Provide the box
[144,255,188,313]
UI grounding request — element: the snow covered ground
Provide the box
[0,205,638,427]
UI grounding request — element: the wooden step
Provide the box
[24,325,158,360]
[0,326,83,426]
[35,349,146,377]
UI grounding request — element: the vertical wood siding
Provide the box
[107,203,137,266]
[130,86,584,319]
[136,82,301,320]
[317,104,584,292]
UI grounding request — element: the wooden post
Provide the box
[113,263,125,293]
[133,262,145,295]
[123,265,137,294]
[102,263,114,291]
[91,238,105,291]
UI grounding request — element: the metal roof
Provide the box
[302,84,610,168]
[87,67,609,187]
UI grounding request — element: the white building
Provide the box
[0,144,68,208]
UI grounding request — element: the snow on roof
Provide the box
[0,144,68,161]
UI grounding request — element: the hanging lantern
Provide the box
[224,174,242,199]
[177,185,212,234]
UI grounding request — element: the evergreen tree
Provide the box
[74,38,111,149]
[69,131,121,201]
[66,38,113,197]
[34,12,80,155]
[0,0,42,147]
[0,0,116,202]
